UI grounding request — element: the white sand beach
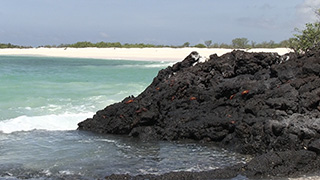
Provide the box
[0,47,292,62]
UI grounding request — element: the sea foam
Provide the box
[0,112,93,133]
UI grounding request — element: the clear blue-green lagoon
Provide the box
[0,56,248,179]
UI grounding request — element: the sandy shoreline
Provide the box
[0,47,292,62]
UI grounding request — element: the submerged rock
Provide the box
[78,48,320,178]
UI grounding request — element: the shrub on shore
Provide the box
[0,43,31,49]
[289,9,320,53]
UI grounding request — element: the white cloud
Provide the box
[100,32,109,39]
[296,0,320,26]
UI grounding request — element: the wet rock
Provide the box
[244,150,320,178]
[78,48,320,178]
[129,126,159,141]
[308,139,320,154]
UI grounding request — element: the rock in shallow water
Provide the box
[78,48,320,178]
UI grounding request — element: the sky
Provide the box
[0,0,319,47]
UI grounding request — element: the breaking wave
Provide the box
[0,112,93,133]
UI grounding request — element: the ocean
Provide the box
[0,56,248,179]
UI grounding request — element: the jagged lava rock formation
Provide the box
[79,48,320,178]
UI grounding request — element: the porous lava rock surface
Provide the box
[78,48,320,178]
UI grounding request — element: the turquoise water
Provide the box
[0,56,164,123]
[0,56,248,179]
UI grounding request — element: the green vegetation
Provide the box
[182,42,190,47]
[197,39,289,49]
[204,40,212,47]
[194,43,207,48]
[0,43,31,49]
[50,39,289,49]
[0,39,296,50]
[54,41,171,48]
[232,38,249,48]
[290,23,320,53]
[289,9,320,53]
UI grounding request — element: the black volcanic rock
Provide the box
[78,48,320,178]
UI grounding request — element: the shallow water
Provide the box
[0,56,250,179]
[0,130,249,179]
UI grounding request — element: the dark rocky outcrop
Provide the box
[78,48,320,178]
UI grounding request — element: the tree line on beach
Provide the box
[0,35,315,53]
[38,38,289,49]
[0,35,317,53]
[0,43,32,49]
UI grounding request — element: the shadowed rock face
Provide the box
[78,48,320,178]
[78,49,320,154]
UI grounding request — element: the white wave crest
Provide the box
[119,62,173,69]
[0,112,93,133]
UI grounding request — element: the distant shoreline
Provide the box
[0,47,293,62]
